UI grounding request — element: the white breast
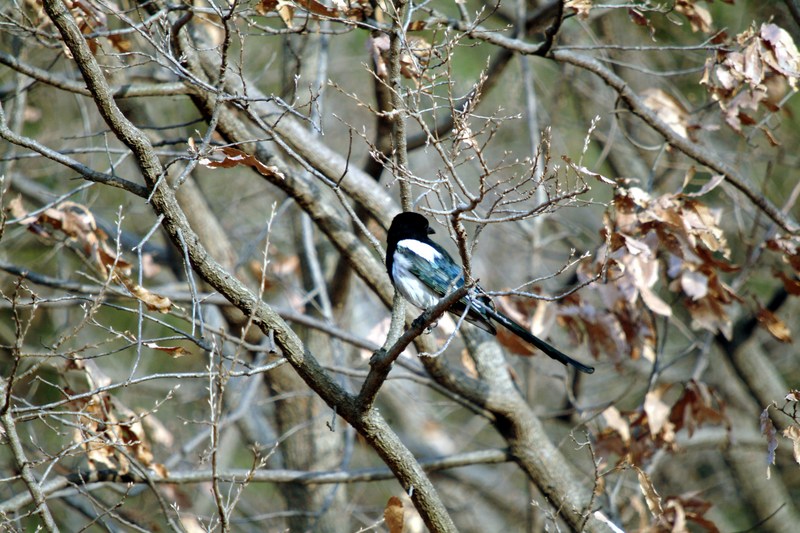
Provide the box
[392,241,441,309]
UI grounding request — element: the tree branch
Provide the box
[0,449,512,514]
[357,285,470,411]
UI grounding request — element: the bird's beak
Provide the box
[427,227,435,235]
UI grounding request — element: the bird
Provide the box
[385,212,595,374]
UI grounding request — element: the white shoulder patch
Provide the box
[397,239,441,262]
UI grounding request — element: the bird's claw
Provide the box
[411,315,438,333]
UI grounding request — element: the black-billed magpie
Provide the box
[386,212,594,374]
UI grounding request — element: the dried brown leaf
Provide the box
[144,342,190,357]
[766,236,800,271]
[255,0,279,14]
[294,0,339,18]
[384,496,405,533]
[675,0,713,33]
[277,3,295,27]
[644,384,674,437]
[565,0,591,19]
[635,466,664,519]
[760,23,800,88]
[107,33,132,53]
[756,306,792,343]
[118,275,173,313]
[602,406,631,443]
[199,146,285,179]
[670,381,728,438]
[627,8,656,40]
[681,269,709,300]
[8,196,30,221]
[642,88,691,139]
[783,425,800,466]
[664,493,720,533]
[640,286,673,317]
[628,8,648,26]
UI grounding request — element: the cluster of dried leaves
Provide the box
[627,3,798,145]
[22,0,133,54]
[9,198,172,313]
[596,381,728,531]
[562,183,740,364]
[701,23,800,143]
[634,466,720,533]
[255,0,433,81]
[597,380,729,467]
[64,359,168,481]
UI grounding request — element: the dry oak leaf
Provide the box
[644,384,675,438]
[641,88,692,139]
[668,380,729,438]
[784,425,800,466]
[12,198,132,277]
[635,466,664,520]
[756,305,792,343]
[144,342,190,357]
[701,22,800,141]
[565,0,591,19]
[199,146,285,179]
[662,493,720,533]
[675,0,713,33]
[384,496,405,533]
[766,235,800,272]
[775,270,800,296]
[117,275,173,313]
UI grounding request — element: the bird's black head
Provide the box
[387,212,435,243]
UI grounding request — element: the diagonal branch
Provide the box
[357,285,470,411]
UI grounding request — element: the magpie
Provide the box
[386,212,595,374]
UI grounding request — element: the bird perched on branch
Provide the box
[386,212,594,374]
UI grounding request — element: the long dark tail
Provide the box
[486,308,595,374]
